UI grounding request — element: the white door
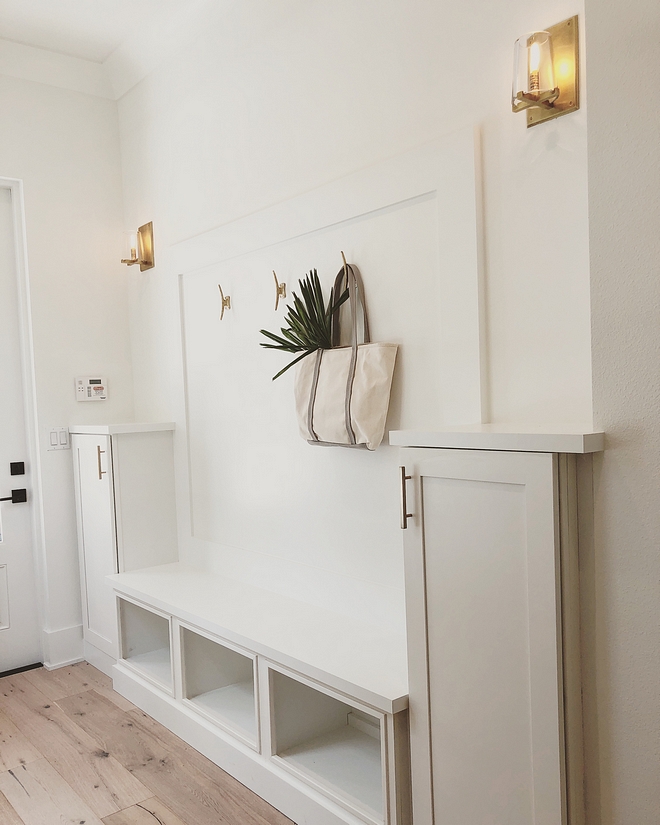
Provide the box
[402,448,565,825]
[0,186,42,673]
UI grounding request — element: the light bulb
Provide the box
[529,41,541,92]
[529,42,541,72]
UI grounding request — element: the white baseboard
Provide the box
[83,641,116,678]
[113,664,368,825]
[42,657,84,671]
[41,624,83,669]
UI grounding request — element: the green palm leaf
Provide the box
[259,269,348,379]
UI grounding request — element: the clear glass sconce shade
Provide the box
[121,222,154,270]
[123,231,139,262]
[512,31,555,102]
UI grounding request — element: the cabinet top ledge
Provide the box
[69,422,175,435]
[390,426,604,453]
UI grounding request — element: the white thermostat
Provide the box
[76,376,108,401]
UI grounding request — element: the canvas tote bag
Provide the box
[293,263,398,450]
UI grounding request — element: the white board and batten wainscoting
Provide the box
[172,126,485,634]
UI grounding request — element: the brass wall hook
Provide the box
[273,271,286,311]
[340,250,348,273]
[218,285,231,320]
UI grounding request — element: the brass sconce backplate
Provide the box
[137,221,155,271]
[527,15,579,127]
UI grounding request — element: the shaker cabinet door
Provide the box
[72,434,118,657]
[403,449,565,825]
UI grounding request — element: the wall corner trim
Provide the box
[41,623,84,670]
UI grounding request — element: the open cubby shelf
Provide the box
[181,625,258,746]
[111,566,411,825]
[280,726,383,816]
[126,647,171,684]
[119,598,172,692]
[190,681,255,727]
[271,667,384,819]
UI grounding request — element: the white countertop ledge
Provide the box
[70,422,175,435]
[109,563,409,714]
[390,425,604,453]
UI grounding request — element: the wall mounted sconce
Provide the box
[273,271,287,311]
[121,222,155,271]
[512,16,579,127]
[218,285,231,320]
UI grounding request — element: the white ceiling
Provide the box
[0,0,196,63]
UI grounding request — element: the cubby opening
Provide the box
[271,669,384,821]
[181,626,257,745]
[119,598,172,691]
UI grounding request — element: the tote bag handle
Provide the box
[308,261,370,445]
[330,262,370,348]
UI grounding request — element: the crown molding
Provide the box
[0,0,310,101]
[0,38,114,99]
[105,0,215,100]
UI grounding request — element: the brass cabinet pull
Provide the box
[97,446,106,480]
[400,466,413,529]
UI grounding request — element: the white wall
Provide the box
[119,0,592,428]
[0,74,133,665]
[584,1,660,823]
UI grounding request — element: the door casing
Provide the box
[0,177,47,669]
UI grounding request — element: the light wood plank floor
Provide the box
[0,663,294,825]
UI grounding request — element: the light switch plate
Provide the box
[47,427,70,451]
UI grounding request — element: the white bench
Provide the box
[110,563,411,825]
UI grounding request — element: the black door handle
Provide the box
[0,489,27,503]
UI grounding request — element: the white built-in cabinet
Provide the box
[391,427,604,825]
[70,423,178,673]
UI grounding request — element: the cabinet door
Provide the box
[403,449,565,825]
[72,434,118,657]
[112,430,178,572]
